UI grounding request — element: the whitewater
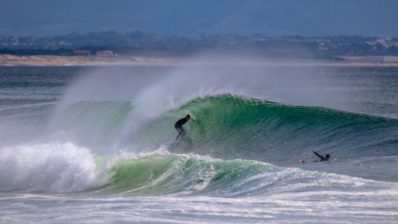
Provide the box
[0,62,398,223]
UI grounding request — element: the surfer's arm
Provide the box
[313,151,325,160]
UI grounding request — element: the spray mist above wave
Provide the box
[52,55,345,121]
[49,55,347,148]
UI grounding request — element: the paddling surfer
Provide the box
[313,151,331,162]
[174,114,191,140]
[297,151,331,164]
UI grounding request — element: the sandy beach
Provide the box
[2,54,398,67]
[0,54,176,66]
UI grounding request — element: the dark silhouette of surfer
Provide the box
[174,114,191,140]
[313,151,331,162]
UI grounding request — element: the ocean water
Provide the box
[0,64,398,223]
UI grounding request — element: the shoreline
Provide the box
[1,54,398,67]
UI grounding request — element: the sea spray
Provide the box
[0,142,99,192]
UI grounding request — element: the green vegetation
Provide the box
[1,31,398,58]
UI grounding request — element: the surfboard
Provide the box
[167,136,193,151]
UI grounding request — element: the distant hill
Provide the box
[1,0,398,36]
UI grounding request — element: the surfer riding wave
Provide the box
[174,114,191,140]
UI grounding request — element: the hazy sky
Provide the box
[1,0,397,36]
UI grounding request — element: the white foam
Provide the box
[0,142,99,192]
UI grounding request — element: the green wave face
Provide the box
[57,95,398,162]
[106,153,275,196]
[136,95,398,161]
[105,151,393,197]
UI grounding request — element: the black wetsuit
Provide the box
[313,151,330,162]
[175,116,190,140]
